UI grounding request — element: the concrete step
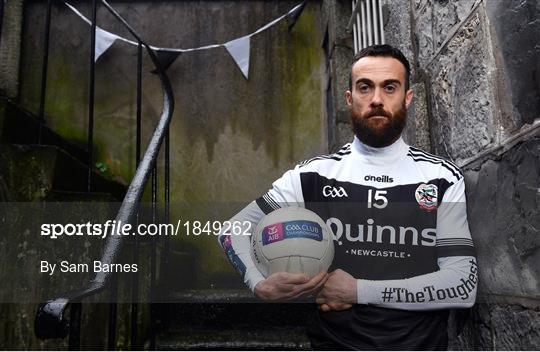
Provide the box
[155,289,317,350]
[0,96,89,164]
[167,288,257,304]
[157,327,311,350]
[158,301,318,331]
[0,143,126,201]
[156,289,318,337]
[44,190,118,202]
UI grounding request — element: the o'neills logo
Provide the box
[364,175,394,183]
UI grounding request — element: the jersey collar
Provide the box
[351,134,409,166]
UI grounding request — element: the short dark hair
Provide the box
[348,44,411,91]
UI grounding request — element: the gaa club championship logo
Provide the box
[262,220,323,245]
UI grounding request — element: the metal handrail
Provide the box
[34,0,174,341]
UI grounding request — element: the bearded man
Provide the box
[219,44,477,350]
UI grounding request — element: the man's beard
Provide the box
[350,103,407,148]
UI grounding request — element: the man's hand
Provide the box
[254,271,328,301]
[316,269,357,312]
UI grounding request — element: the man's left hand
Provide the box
[316,269,357,312]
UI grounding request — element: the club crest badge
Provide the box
[415,184,438,211]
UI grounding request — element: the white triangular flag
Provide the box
[224,36,251,80]
[95,27,119,61]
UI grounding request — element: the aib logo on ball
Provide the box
[262,223,284,245]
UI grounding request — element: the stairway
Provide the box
[156,289,316,350]
[0,96,126,202]
[0,94,128,350]
[154,226,317,350]
[1,94,317,349]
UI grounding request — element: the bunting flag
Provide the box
[152,50,183,73]
[287,1,307,32]
[223,36,251,79]
[65,1,137,62]
[95,27,119,61]
[64,1,307,79]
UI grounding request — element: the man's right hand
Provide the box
[254,271,328,301]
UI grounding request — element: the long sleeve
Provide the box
[218,201,267,292]
[356,255,477,310]
[356,177,477,310]
[218,168,303,292]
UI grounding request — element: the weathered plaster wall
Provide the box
[18,1,325,286]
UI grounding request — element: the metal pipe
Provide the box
[163,128,170,300]
[152,129,171,331]
[130,254,140,343]
[87,0,97,192]
[130,40,143,350]
[130,236,140,349]
[366,0,372,46]
[352,1,358,53]
[372,0,379,44]
[38,0,52,144]
[361,0,367,48]
[136,42,142,166]
[107,278,118,350]
[346,0,362,33]
[68,303,82,350]
[378,0,385,44]
[150,165,157,350]
[165,130,170,232]
[356,6,362,50]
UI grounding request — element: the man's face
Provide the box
[345,56,413,148]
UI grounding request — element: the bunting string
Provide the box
[64,1,307,79]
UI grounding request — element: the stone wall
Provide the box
[320,0,354,151]
[408,0,540,349]
[324,0,539,349]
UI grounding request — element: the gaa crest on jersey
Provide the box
[415,184,438,211]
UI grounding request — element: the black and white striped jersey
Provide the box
[219,136,477,350]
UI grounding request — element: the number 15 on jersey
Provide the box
[367,189,388,209]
